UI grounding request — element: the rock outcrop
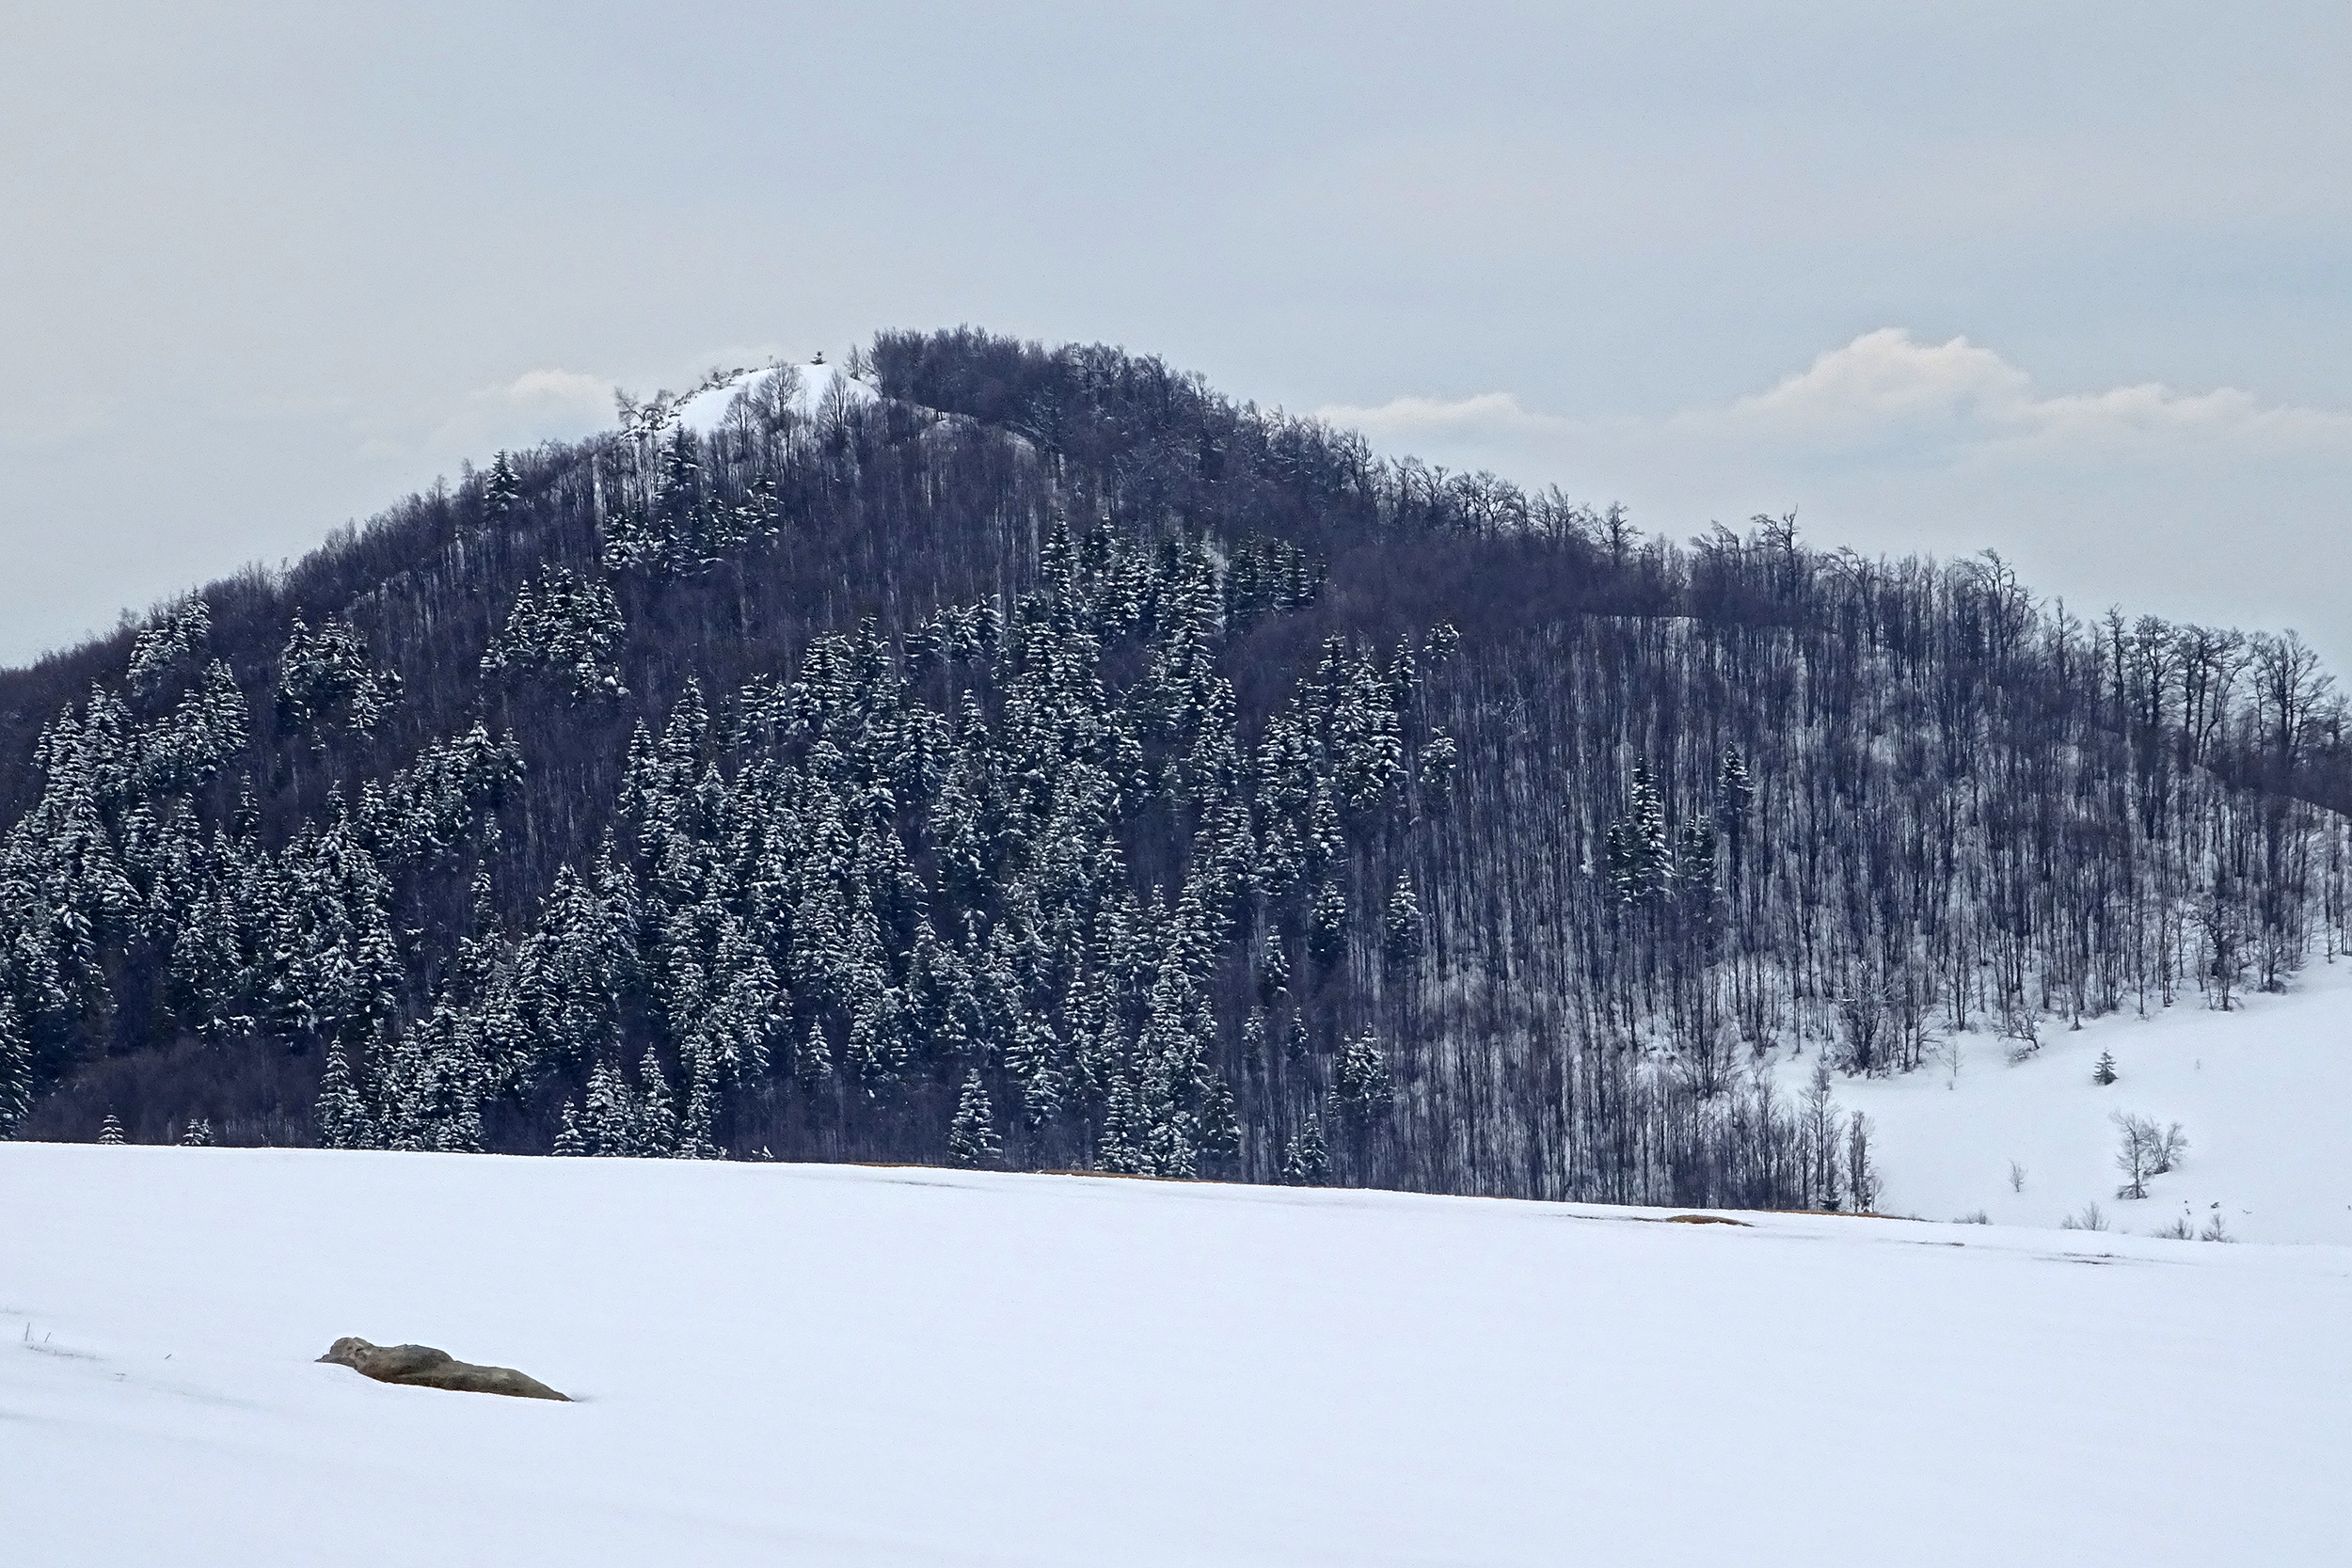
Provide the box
[318,1337,570,1401]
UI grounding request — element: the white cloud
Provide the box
[1315,329,2352,670]
[1326,330,2352,470]
[1717,330,2032,450]
[429,368,616,450]
[346,368,621,465]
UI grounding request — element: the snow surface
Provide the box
[5,1145,2347,1565]
[1817,958,2352,1243]
[672,358,876,436]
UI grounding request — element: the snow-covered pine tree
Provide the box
[946,1069,1002,1165]
[1196,1074,1242,1167]
[276,617,402,740]
[1098,1073,1145,1175]
[1715,745,1755,891]
[636,1048,679,1156]
[98,1113,125,1145]
[582,1059,632,1154]
[1281,1116,1330,1185]
[314,1042,373,1149]
[1334,1029,1392,1125]
[1309,879,1350,968]
[1382,876,1424,975]
[1606,764,1674,906]
[0,998,30,1134]
[482,451,523,521]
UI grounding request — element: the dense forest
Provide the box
[3,328,2345,1209]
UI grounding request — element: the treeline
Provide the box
[0,330,2343,1211]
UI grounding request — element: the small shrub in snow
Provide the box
[2007,1160,2026,1194]
[1998,1007,2042,1064]
[1958,1210,1991,1225]
[2153,1214,2196,1241]
[2200,1212,2233,1243]
[2060,1201,2109,1232]
[2092,1051,2118,1086]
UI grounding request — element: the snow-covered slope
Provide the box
[1821,960,2352,1243]
[5,1147,2345,1565]
[672,358,877,436]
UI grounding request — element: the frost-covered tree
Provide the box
[278,618,401,739]
[946,1069,1001,1166]
[481,568,628,703]
[1382,876,1424,976]
[0,998,29,1134]
[1281,1116,1330,1186]
[1334,1029,1392,1128]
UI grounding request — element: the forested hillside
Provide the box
[3,329,2345,1207]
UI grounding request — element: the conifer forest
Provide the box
[5,329,2347,1208]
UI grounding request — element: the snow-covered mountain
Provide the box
[5,1144,2345,1566]
[4,326,2350,1222]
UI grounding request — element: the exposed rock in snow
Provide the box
[318,1336,570,1401]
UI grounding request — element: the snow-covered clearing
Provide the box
[5,1146,2345,1565]
[673,358,876,436]
[1824,958,2352,1243]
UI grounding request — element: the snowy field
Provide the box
[5,1146,2346,1565]
[1826,958,2352,1243]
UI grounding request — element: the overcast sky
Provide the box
[6,3,2349,670]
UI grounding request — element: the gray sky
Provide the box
[6,3,2349,670]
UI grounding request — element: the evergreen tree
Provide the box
[946,1069,1002,1166]
[1281,1116,1330,1185]
[1335,1029,1392,1125]
[1382,876,1425,975]
[98,1113,125,1146]
[314,1043,372,1149]
[1196,1074,1242,1167]
[482,451,523,520]
[1606,764,1674,906]
[553,1101,586,1156]
[1309,879,1350,968]
[0,998,30,1135]
[1715,745,1755,892]
[637,1049,679,1156]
